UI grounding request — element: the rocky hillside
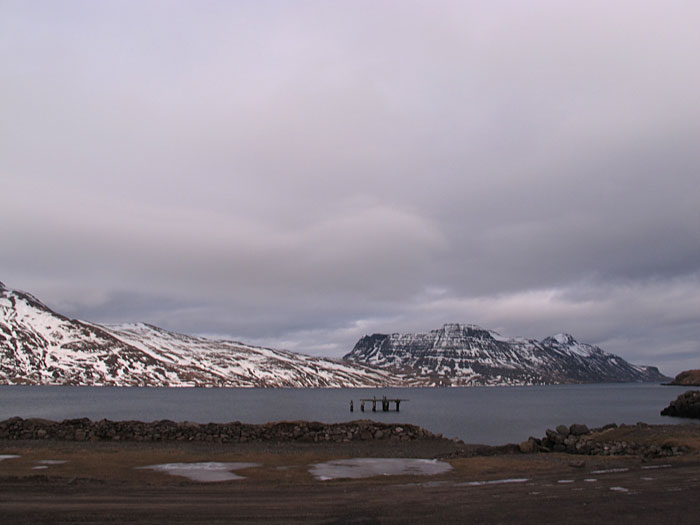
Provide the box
[667,369,700,386]
[344,323,668,386]
[0,281,398,387]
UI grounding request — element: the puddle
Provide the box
[397,480,451,489]
[641,477,654,481]
[137,462,259,482]
[0,455,20,462]
[309,458,452,481]
[609,486,629,493]
[557,480,575,484]
[458,478,530,487]
[584,478,597,483]
[30,460,68,470]
[641,464,671,470]
[591,468,629,474]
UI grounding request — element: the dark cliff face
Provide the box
[344,323,670,386]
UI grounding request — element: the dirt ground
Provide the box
[2,425,700,524]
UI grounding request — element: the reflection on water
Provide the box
[309,458,452,481]
[137,462,259,482]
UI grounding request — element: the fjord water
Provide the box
[0,384,694,445]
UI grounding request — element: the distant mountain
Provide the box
[343,323,669,386]
[0,281,398,387]
[667,370,700,386]
[1,281,670,387]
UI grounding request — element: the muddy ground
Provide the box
[2,425,700,524]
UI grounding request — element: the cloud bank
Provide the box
[2,1,699,374]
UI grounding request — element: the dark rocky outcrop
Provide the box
[519,422,691,458]
[0,417,444,444]
[661,390,700,419]
[667,370,700,386]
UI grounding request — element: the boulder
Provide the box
[661,390,700,419]
[556,424,570,437]
[569,423,589,436]
[519,438,538,454]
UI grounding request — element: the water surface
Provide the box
[0,384,693,444]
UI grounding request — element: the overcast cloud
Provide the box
[2,1,699,375]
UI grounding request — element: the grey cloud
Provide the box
[2,1,700,375]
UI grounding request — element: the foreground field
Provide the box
[2,425,700,523]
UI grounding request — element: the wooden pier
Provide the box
[350,396,408,412]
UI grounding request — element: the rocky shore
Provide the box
[2,416,698,460]
[519,422,693,458]
[0,417,440,444]
[661,390,700,419]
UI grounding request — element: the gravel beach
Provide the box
[2,423,700,523]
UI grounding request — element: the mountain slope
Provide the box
[343,323,668,386]
[0,281,398,387]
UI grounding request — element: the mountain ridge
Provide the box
[343,322,668,386]
[1,283,669,387]
[0,282,399,387]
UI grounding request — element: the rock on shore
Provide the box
[661,390,700,419]
[519,422,691,458]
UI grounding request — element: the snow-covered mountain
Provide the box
[1,282,669,387]
[343,323,668,386]
[0,281,398,387]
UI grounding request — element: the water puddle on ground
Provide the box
[591,468,629,474]
[458,478,530,487]
[641,464,672,470]
[309,458,452,481]
[610,486,630,493]
[137,462,260,482]
[32,460,69,470]
[0,455,20,462]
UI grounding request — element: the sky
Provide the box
[2,1,699,376]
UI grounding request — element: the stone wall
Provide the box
[0,417,440,444]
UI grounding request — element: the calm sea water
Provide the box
[0,384,695,445]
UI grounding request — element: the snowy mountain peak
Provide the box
[1,282,670,387]
[546,333,578,345]
[1,281,400,387]
[438,323,494,340]
[441,322,486,331]
[344,324,669,386]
